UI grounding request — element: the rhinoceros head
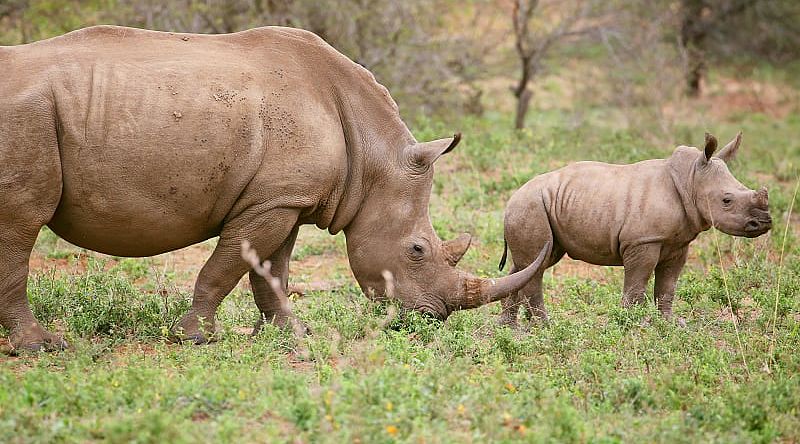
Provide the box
[680,132,772,238]
[344,134,547,319]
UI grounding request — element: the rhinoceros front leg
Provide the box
[653,248,688,319]
[1,226,68,353]
[172,208,300,344]
[250,225,308,336]
[621,243,661,307]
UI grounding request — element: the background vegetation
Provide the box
[1,0,799,442]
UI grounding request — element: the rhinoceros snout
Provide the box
[744,216,772,237]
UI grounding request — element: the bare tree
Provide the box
[1,0,502,119]
[598,1,687,139]
[509,0,605,129]
[679,0,758,97]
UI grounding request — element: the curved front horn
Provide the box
[448,241,551,311]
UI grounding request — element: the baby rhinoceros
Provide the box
[498,132,772,326]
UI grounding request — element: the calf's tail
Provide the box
[498,239,508,271]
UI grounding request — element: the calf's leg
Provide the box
[499,200,557,327]
[653,248,688,319]
[621,243,661,307]
[498,266,524,327]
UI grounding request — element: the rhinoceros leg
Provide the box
[500,268,548,328]
[499,205,560,328]
[653,248,688,319]
[498,265,524,328]
[1,108,64,353]
[250,224,307,336]
[172,208,300,344]
[522,271,548,323]
[621,244,661,307]
[0,225,68,353]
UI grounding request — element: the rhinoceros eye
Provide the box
[406,239,430,262]
[407,243,426,261]
[722,197,732,205]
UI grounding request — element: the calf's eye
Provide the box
[413,244,423,253]
[722,198,732,205]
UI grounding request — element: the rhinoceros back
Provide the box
[541,159,677,265]
[14,26,350,256]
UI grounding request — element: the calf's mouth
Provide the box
[743,217,772,237]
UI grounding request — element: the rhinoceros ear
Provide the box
[702,132,718,163]
[716,131,742,163]
[406,133,461,169]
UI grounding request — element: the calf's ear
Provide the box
[406,133,461,169]
[716,132,742,162]
[703,132,718,163]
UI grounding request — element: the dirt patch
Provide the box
[29,253,93,275]
[703,76,799,120]
[150,243,213,289]
[286,352,315,372]
[289,252,352,292]
[549,256,617,283]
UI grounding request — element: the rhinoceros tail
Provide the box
[499,239,509,271]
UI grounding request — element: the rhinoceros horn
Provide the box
[447,241,551,312]
[756,186,769,207]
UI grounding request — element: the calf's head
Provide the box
[344,134,547,320]
[680,132,772,237]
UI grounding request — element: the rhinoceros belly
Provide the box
[547,164,627,266]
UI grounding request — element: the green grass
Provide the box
[3,82,800,442]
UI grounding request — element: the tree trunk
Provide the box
[680,0,706,97]
[685,46,705,97]
[513,56,535,130]
[514,88,532,130]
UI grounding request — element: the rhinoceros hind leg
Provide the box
[498,266,523,328]
[499,202,560,327]
[249,224,309,337]
[1,101,64,353]
[1,226,68,354]
[621,244,661,308]
[172,208,300,344]
[521,271,548,324]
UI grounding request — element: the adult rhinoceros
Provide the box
[0,25,546,352]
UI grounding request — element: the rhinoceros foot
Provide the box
[170,311,218,345]
[8,323,68,354]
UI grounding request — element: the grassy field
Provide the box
[2,66,800,442]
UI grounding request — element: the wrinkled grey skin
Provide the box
[0,26,548,352]
[498,132,772,326]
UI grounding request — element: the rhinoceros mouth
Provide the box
[408,297,449,320]
[743,218,772,237]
